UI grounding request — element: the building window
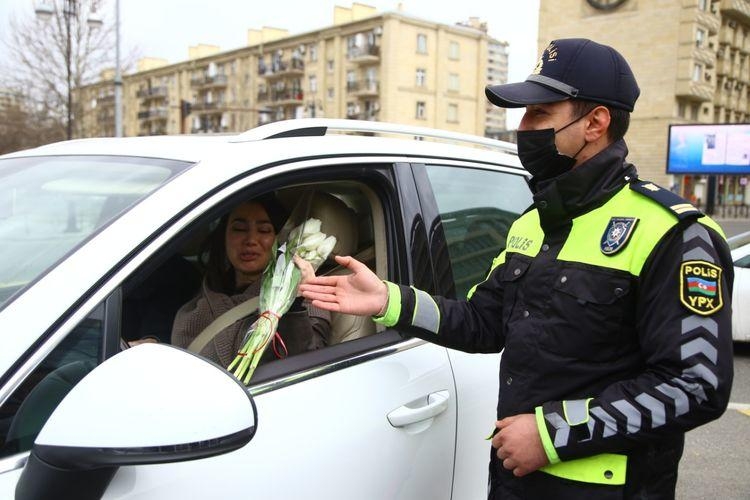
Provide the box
[309,44,318,62]
[416,101,426,119]
[696,28,706,47]
[327,59,334,73]
[327,87,334,100]
[416,68,426,87]
[309,75,317,93]
[417,34,427,54]
[698,0,708,11]
[449,41,460,60]
[447,103,458,123]
[693,63,703,82]
[448,73,460,91]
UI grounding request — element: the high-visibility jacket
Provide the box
[375,140,734,499]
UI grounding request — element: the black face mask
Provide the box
[516,113,588,182]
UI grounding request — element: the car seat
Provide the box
[305,192,376,345]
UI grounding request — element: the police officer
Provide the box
[300,38,734,499]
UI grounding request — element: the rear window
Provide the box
[0,155,191,309]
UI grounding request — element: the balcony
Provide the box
[191,100,225,112]
[716,56,732,75]
[136,86,168,100]
[137,107,169,121]
[269,88,304,105]
[719,0,750,25]
[347,79,380,97]
[347,45,380,64]
[260,58,305,79]
[696,9,721,35]
[675,78,714,101]
[190,74,228,88]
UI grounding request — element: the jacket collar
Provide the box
[531,139,638,230]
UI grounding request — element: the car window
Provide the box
[0,303,104,458]
[119,177,387,386]
[0,156,191,310]
[424,165,532,298]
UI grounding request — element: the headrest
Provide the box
[307,192,358,257]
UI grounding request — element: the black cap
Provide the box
[486,38,640,112]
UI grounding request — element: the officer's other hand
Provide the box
[491,414,549,477]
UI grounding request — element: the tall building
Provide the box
[538,0,749,211]
[78,4,509,140]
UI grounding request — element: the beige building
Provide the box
[538,0,750,211]
[78,4,508,140]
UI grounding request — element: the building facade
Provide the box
[78,4,508,140]
[538,0,749,213]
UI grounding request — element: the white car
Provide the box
[729,231,750,343]
[0,120,532,499]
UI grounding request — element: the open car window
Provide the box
[119,170,393,389]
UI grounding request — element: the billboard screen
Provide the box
[666,123,750,175]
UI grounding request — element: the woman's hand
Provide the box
[293,254,316,296]
[298,255,388,316]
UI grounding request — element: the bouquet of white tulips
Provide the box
[228,218,336,384]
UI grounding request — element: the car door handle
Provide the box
[387,390,450,427]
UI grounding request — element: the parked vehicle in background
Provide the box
[0,119,531,499]
[728,231,750,343]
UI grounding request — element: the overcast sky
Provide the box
[0,0,540,128]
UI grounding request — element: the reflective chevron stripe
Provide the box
[411,287,440,334]
[682,316,718,338]
[612,400,642,434]
[635,393,666,428]
[681,337,718,364]
[671,376,708,404]
[544,411,570,448]
[655,383,689,416]
[590,407,618,438]
[682,363,719,389]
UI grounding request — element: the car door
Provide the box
[100,161,458,499]
[0,159,458,500]
[411,161,534,499]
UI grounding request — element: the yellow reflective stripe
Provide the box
[540,453,628,486]
[698,215,725,239]
[535,406,561,464]
[372,281,402,327]
[558,186,677,275]
[671,203,695,214]
[466,210,543,299]
[467,249,506,299]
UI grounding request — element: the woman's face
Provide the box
[225,202,276,288]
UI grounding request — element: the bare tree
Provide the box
[0,92,62,155]
[2,0,117,141]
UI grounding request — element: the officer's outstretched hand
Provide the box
[492,414,549,477]
[299,255,388,317]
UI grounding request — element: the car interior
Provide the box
[120,180,384,357]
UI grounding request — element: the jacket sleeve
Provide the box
[536,220,734,463]
[373,251,508,353]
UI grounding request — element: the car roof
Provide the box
[1,119,522,171]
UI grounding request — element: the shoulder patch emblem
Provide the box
[680,261,723,315]
[600,217,639,255]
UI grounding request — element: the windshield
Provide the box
[0,155,192,309]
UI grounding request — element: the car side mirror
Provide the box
[15,344,257,500]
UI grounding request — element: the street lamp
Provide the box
[35,0,111,139]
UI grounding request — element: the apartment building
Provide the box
[537,0,750,211]
[78,4,508,140]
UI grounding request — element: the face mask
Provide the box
[516,113,589,181]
